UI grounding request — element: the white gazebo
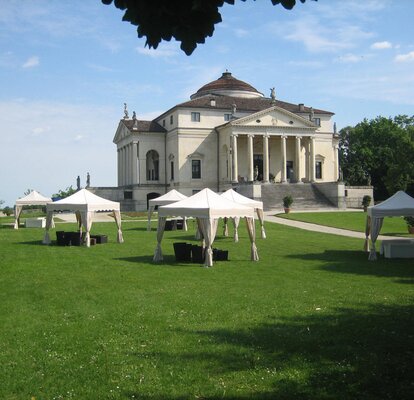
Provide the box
[153,188,257,267]
[42,189,123,247]
[147,189,188,231]
[365,191,414,260]
[220,189,266,240]
[14,190,53,229]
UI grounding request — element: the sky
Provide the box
[1,0,414,206]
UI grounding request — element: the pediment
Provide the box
[231,106,315,129]
[113,121,130,143]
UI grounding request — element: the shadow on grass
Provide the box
[286,249,414,279]
[16,240,45,246]
[125,304,414,399]
[115,255,204,268]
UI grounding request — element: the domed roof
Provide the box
[191,71,263,99]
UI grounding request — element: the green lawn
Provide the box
[0,219,413,399]
[277,211,410,236]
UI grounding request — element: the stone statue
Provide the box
[86,172,90,188]
[270,87,276,100]
[254,165,259,181]
[123,103,129,119]
[76,175,81,190]
[231,103,237,114]
[132,111,137,120]
[309,107,314,120]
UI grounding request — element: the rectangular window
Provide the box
[191,112,200,122]
[170,161,174,181]
[192,189,200,195]
[313,118,321,127]
[192,160,201,179]
[124,191,133,200]
[162,119,165,127]
[170,115,173,125]
[224,113,232,121]
[315,161,322,179]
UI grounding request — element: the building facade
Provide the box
[107,72,341,211]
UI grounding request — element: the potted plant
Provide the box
[283,195,293,213]
[362,195,371,212]
[403,216,414,234]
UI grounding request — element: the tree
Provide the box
[52,185,77,200]
[102,0,310,55]
[339,116,414,200]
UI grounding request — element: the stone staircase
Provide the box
[260,183,336,211]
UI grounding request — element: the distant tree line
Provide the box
[339,115,414,200]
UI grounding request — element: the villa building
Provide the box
[95,71,347,211]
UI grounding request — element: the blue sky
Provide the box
[1,0,414,206]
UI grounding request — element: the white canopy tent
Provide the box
[14,190,53,229]
[365,191,414,260]
[220,189,266,240]
[153,188,257,267]
[42,189,123,247]
[147,189,188,231]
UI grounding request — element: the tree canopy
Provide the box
[102,0,310,55]
[339,115,414,200]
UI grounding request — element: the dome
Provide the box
[190,71,263,99]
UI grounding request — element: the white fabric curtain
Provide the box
[368,217,384,260]
[42,211,54,244]
[364,215,371,252]
[153,216,166,262]
[113,210,124,243]
[223,217,229,237]
[233,217,240,242]
[245,217,259,261]
[80,211,93,247]
[182,216,188,231]
[198,218,219,267]
[256,209,266,239]
[195,218,203,240]
[13,205,23,229]
[147,206,154,231]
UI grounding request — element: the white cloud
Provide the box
[22,56,39,68]
[279,16,373,54]
[395,51,414,63]
[234,28,249,38]
[371,41,392,49]
[335,53,363,63]
[136,42,179,58]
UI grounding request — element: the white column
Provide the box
[247,134,254,182]
[334,144,339,181]
[310,137,315,182]
[231,134,238,183]
[117,148,121,186]
[263,134,269,183]
[120,147,125,186]
[281,135,287,183]
[131,141,138,184]
[125,144,130,185]
[295,136,302,183]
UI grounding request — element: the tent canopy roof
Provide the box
[367,191,414,218]
[16,190,52,206]
[149,189,188,207]
[221,189,263,210]
[158,188,254,218]
[46,189,120,212]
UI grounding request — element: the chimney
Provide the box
[298,103,305,112]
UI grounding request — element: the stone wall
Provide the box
[345,186,374,208]
[313,182,346,209]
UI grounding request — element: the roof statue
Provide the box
[270,87,276,101]
[123,103,129,119]
[310,107,314,120]
[231,103,237,114]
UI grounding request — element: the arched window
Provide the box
[146,150,159,181]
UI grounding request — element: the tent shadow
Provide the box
[287,249,414,279]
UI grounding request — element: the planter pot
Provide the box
[284,208,291,214]
[363,206,368,212]
[408,226,414,234]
